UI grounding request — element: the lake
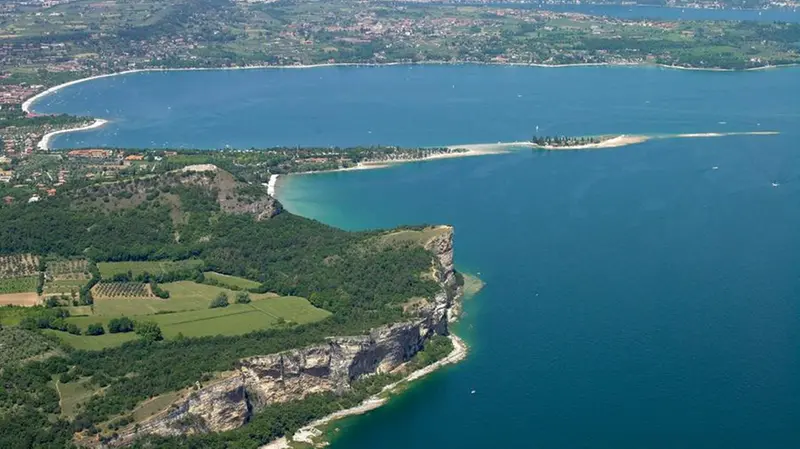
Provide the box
[32,65,800,449]
[506,3,800,22]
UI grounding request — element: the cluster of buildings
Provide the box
[0,82,43,105]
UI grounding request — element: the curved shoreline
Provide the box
[37,119,109,151]
[261,333,468,449]
[21,61,799,114]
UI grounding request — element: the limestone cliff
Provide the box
[107,227,460,447]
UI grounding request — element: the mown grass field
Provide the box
[50,281,331,350]
[203,271,261,290]
[97,260,204,279]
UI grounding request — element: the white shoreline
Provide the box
[21,61,799,114]
[266,174,279,197]
[36,119,109,151]
[261,334,468,449]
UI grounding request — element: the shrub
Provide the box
[235,291,251,304]
[209,292,229,309]
[108,316,134,333]
[134,321,163,341]
[86,323,105,336]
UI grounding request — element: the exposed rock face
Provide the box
[110,375,249,447]
[107,227,459,447]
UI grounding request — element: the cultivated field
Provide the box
[0,292,40,307]
[46,259,90,280]
[203,271,261,290]
[98,260,204,279]
[92,282,154,299]
[44,259,91,297]
[0,253,39,278]
[0,276,38,294]
[55,281,331,350]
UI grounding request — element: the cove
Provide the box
[35,65,800,449]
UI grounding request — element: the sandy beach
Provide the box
[676,131,780,138]
[533,134,650,150]
[260,334,468,449]
[37,119,109,151]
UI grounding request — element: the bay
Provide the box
[33,65,800,449]
[507,3,800,22]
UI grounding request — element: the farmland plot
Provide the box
[92,282,155,299]
[0,253,39,279]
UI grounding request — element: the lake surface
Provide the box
[34,65,800,449]
[512,3,800,22]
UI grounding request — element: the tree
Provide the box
[209,292,229,308]
[86,323,105,336]
[134,321,163,342]
[235,291,251,304]
[108,316,134,333]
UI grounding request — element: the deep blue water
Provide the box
[33,66,800,449]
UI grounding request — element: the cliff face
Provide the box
[109,227,459,446]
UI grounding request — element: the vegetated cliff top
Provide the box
[0,163,461,449]
[70,164,282,223]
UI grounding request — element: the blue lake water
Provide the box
[513,3,800,22]
[33,65,800,449]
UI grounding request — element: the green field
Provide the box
[55,378,99,418]
[131,391,182,423]
[91,281,275,316]
[49,281,331,350]
[44,329,138,351]
[0,276,37,294]
[380,227,448,246]
[97,260,204,279]
[203,271,261,290]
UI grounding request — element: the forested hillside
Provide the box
[0,166,449,448]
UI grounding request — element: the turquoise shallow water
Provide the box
[34,66,800,449]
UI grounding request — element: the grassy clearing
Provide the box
[91,281,275,316]
[0,276,37,294]
[44,329,138,351]
[131,390,182,422]
[97,260,204,279]
[52,283,330,350]
[56,379,99,418]
[379,226,449,246]
[66,306,93,316]
[250,296,331,324]
[0,306,37,325]
[203,271,261,290]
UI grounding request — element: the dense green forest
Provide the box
[0,169,449,448]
